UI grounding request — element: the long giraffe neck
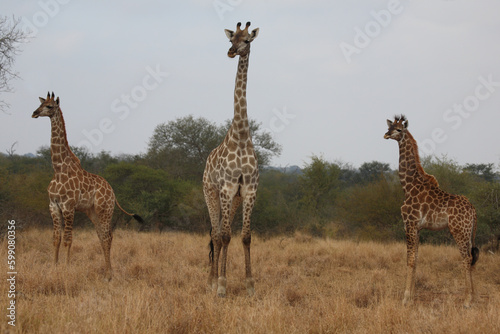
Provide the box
[398,131,438,193]
[228,53,250,142]
[50,108,81,173]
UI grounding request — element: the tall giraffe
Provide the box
[32,92,143,280]
[384,115,479,307]
[203,22,260,297]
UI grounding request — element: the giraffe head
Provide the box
[384,115,408,141]
[32,92,60,119]
[225,22,259,58]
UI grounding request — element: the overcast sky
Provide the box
[2,0,500,169]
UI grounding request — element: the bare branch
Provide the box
[0,15,29,112]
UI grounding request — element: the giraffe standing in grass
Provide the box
[32,92,143,280]
[203,22,260,297]
[384,115,479,307]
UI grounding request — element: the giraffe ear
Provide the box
[56,97,60,106]
[386,119,393,127]
[225,29,234,39]
[39,97,46,103]
[404,120,409,128]
[249,28,259,41]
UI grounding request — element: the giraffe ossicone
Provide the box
[32,92,144,281]
[203,22,259,297]
[385,115,479,307]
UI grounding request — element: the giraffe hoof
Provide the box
[207,281,217,292]
[247,287,255,297]
[245,278,255,297]
[217,287,226,298]
[402,291,412,306]
[217,277,227,297]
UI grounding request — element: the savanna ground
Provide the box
[1,228,499,333]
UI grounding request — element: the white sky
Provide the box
[2,0,500,169]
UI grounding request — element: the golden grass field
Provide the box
[1,228,499,333]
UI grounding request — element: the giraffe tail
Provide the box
[471,247,479,266]
[209,227,214,264]
[471,213,479,266]
[115,200,145,224]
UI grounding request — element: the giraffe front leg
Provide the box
[403,227,419,306]
[203,185,221,291]
[242,194,256,297]
[49,202,63,265]
[217,233,230,298]
[62,210,75,266]
[209,229,222,291]
[217,190,236,298]
[212,239,222,291]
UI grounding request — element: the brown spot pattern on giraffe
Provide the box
[32,92,142,281]
[385,115,478,307]
[203,22,260,297]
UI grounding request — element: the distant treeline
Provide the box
[1,116,499,245]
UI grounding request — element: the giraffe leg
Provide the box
[97,223,113,281]
[89,207,114,281]
[463,255,474,308]
[49,202,63,265]
[241,193,256,297]
[217,187,238,297]
[403,227,419,306]
[450,227,475,308]
[210,229,222,291]
[61,209,75,266]
[203,185,221,291]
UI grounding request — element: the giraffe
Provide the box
[384,115,479,307]
[203,22,260,297]
[32,92,143,281]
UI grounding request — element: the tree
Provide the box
[0,16,27,112]
[358,161,391,183]
[146,115,282,179]
[421,155,472,196]
[36,145,118,174]
[102,162,190,231]
[299,155,341,217]
[147,115,223,178]
[336,176,404,240]
[464,163,497,182]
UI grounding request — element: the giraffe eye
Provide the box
[46,105,53,109]
[396,129,402,132]
[244,40,250,44]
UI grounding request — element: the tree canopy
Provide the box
[146,115,282,179]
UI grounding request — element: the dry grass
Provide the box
[1,229,499,333]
